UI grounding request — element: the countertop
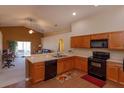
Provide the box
[107,59,123,64]
[26,53,76,63]
[26,53,123,65]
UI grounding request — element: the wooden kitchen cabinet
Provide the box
[74,56,82,70]
[74,56,88,72]
[29,62,45,83]
[57,59,64,74]
[82,57,88,72]
[119,67,124,85]
[107,62,119,82]
[109,31,124,50]
[71,36,82,48]
[63,57,74,72]
[71,35,90,48]
[57,57,74,74]
[91,33,109,40]
[80,35,90,48]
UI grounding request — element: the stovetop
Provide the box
[89,51,110,60]
[88,56,109,60]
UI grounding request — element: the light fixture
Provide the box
[29,30,34,34]
[72,12,76,16]
[26,17,35,34]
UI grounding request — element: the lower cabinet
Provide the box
[57,59,64,74]
[82,57,88,72]
[28,56,88,84]
[107,62,124,85]
[107,63,119,82]
[57,57,74,74]
[29,62,45,83]
[119,67,124,84]
[74,56,88,72]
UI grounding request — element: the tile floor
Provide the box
[4,70,124,88]
[0,57,25,87]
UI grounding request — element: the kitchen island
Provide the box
[25,53,88,84]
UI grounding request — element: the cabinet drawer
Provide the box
[33,62,44,67]
[33,62,44,69]
[34,66,44,69]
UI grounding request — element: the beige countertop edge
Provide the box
[107,59,123,65]
[26,54,89,63]
[26,54,123,65]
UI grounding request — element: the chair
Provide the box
[2,49,15,68]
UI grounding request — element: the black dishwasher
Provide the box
[45,60,57,80]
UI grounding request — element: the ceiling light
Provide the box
[72,12,76,16]
[29,30,34,34]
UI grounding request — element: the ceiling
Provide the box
[0,5,120,33]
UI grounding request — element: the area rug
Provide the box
[56,71,78,83]
[81,74,106,87]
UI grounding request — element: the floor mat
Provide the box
[56,71,78,83]
[81,74,106,87]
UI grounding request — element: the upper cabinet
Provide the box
[71,36,82,48]
[109,31,124,50]
[91,33,109,40]
[71,31,124,50]
[71,35,90,48]
[80,35,91,48]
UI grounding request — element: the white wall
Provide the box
[42,6,124,62]
[42,32,71,52]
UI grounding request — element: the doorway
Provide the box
[16,41,31,57]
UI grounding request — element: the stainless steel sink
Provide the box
[52,54,68,58]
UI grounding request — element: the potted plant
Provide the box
[8,40,17,53]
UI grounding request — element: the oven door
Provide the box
[88,58,106,80]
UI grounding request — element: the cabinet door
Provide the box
[82,57,88,72]
[74,56,83,70]
[109,31,124,50]
[75,57,88,72]
[71,35,90,48]
[63,57,74,72]
[57,60,64,74]
[119,67,124,84]
[64,60,71,72]
[80,35,90,48]
[31,62,45,83]
[71,36,82,48]
[107,64,119,82]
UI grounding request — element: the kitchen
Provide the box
[24,6,124,88]
[0,5,124,88]
[26,31,124,87]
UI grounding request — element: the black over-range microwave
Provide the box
[90,39,108,48]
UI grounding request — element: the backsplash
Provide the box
[72,48,124,62]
